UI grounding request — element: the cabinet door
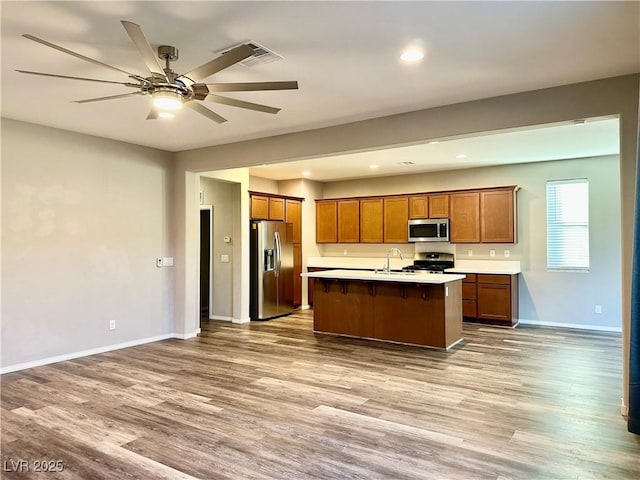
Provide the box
[409,195,429,219]
[481,189,515,243]
[316,201,337,243]
[449,192,480,243]
[269,197,285,221]
[285,199,302,244]
[360,198,384,243]
[429,194,450,218]
[477,283,511,322]
[338,200,360,243]
[250,195,269,220]
[383,197,409,243]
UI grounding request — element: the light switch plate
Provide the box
[163,257,174,266]
[220,254,230,263]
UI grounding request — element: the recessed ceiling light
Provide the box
[573,119,587,126]
[302,170,311,177]
[400,48,424,62]
[369,164,379,169]
[455,154,467,159]
[397,161,415,166]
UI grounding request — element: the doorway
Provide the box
[200,206,213,325]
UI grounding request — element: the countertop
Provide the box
[301,269,466,284]
[306,256,521,275]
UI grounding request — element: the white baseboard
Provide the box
[1,333,174,374]
[299,304,311,310]
[172,330,200,340]
[209,315,233,322]
[621,398,629,417]
[232,317,251,324]
[518,319,622,332]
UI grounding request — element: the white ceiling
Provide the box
[1,1,638,154]
[249,117,621,181]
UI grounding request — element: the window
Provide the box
[546,179,589,270]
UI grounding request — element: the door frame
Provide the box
[199,205,213,321]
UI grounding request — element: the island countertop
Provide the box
[301,269,466,284]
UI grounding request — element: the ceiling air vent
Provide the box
[397,161,415,166]
[219,41,283,67]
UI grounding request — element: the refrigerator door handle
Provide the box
[274,231,281,277]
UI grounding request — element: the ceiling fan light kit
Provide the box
[17,20,299,124]
[152,88,184,111]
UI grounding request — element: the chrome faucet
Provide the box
[383,247,404,273]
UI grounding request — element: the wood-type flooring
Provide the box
[2,310,639,479]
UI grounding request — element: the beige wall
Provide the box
[174,74,639,406]
[1,119,175,370]
[199,177,236,320]
[321,155,622,329]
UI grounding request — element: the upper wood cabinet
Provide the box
[285,199,302,244]
[450,191,480,243]
[360,198,384,243]
[316,200,338,243]
[268,197,285,221]
[409,195,429,219]
[315,186,516,245]
[338,199,360,243]
[383,196,408,243]
[250,195,270,220]
[429,194,449,218]
[480,188,516,243]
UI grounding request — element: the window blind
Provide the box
[546,179,589,270]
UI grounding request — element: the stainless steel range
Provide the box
[402,252,454,273]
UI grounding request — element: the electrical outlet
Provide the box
[595,305,602,314]
[156,257,163,268]
[163,257,174,266]
[343,249,348,256]
[504,250,510,258]
[109,320,116,331]
[489,249,496,257]
[467,249,473,256]
[220,254,230,263]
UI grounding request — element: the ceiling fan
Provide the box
[16,20,299,123]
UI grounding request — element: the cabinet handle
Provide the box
[340,281,348,295]
[421,287,429,301]
[368,283,376,296]
[400,285,407,299]
[321,279,329,293]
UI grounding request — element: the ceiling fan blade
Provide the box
[146,109,159,120]
[16,69,141,87]
[181,44,254,83]
[207,94,280,114]
[120,20,169,82]
[73,92,144,104]
[185,102,227,123]
[204,81,299,92]
[22,34,149,84]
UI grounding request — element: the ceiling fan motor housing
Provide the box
[157,45,178,61]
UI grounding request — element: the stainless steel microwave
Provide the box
[408,218,450,242]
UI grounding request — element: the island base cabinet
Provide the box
[313,278,462,349]
[313,279,374,337]
[374,284,444,347]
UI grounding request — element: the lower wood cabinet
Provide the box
[460,273,518,326]
[312,278,462,349]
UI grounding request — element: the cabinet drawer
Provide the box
[462,283,477,300]
[462,273,476,283]
[463,299,477,318]
[477,274,510,285]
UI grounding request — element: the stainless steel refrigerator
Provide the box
[250,220,295,320]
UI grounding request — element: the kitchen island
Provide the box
[301,269,465,349]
